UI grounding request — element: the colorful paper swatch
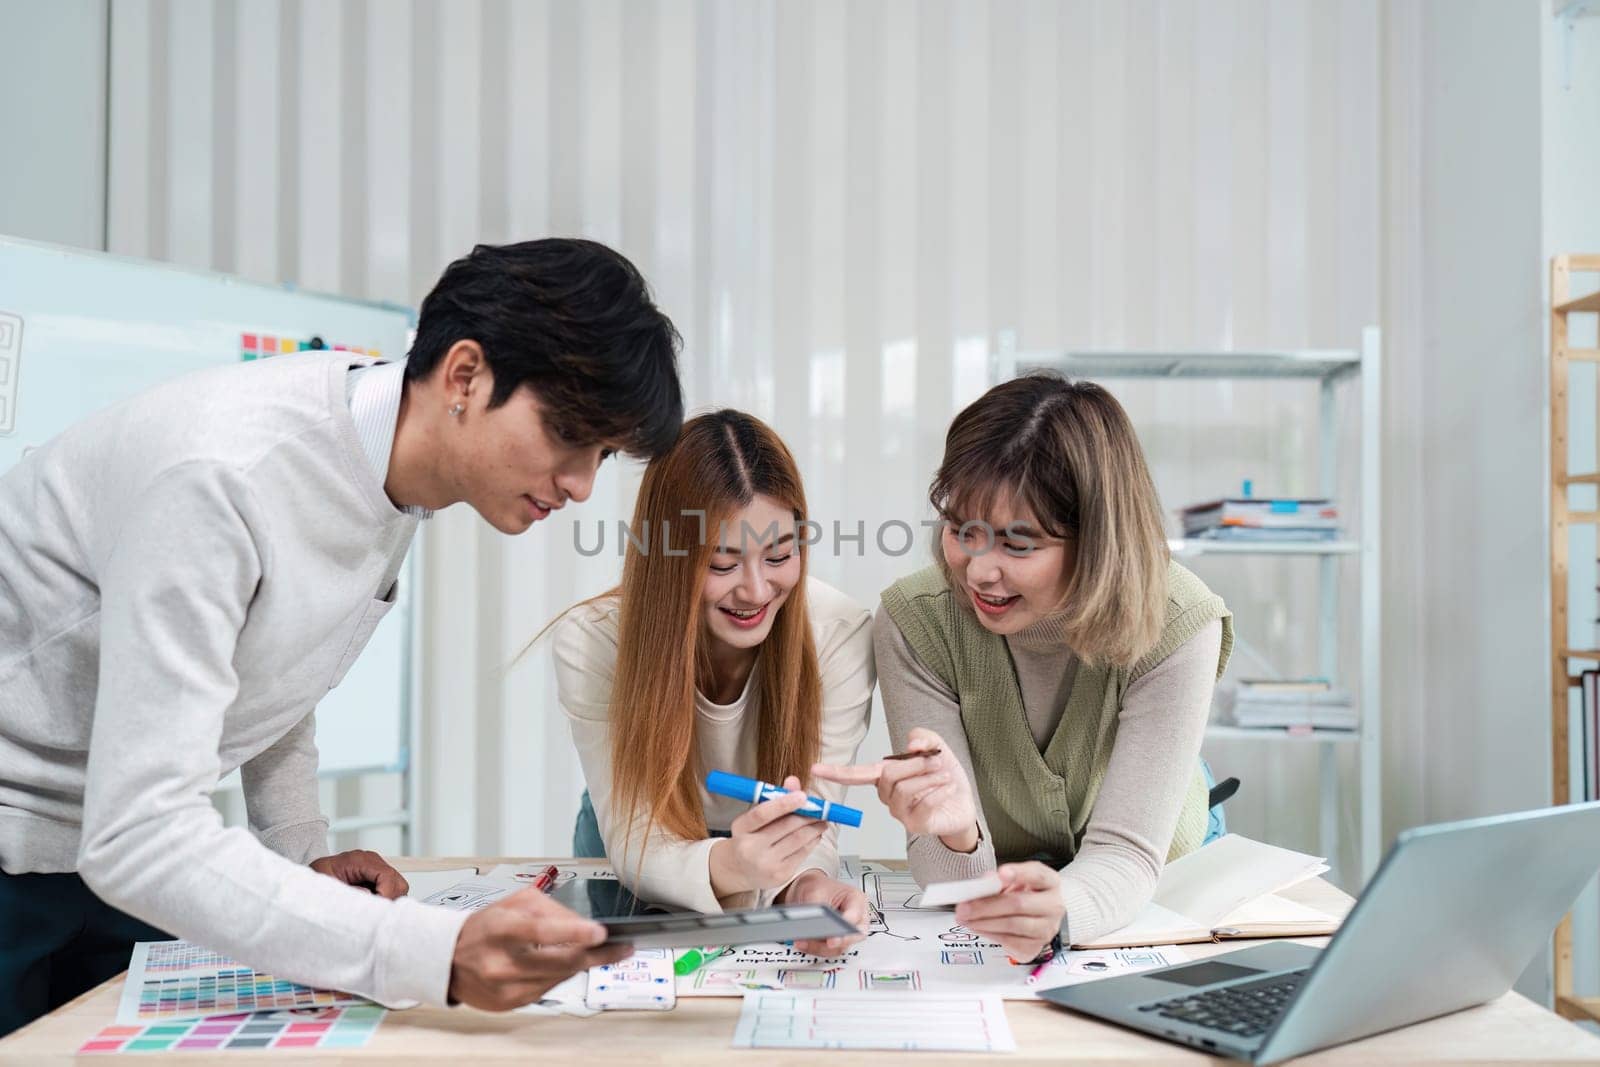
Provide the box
[80,1005,385,1054]
[138,942,236,974]
[118,941,366,1024]
[239,332,377,362]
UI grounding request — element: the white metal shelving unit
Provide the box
[990,329,1383,886]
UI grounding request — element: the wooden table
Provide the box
[4,857,1598,1065]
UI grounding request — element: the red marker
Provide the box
[532,865,560,893]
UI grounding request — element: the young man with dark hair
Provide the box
[0,239,684,1036]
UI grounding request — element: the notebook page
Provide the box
[1070,902,1213,949]
[1213,892,1340,933]
[1151,835,1328,928]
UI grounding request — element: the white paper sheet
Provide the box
[484,860,618,883]
[680,861,1186,999]
[417,878,519,912]
[733,992,1016,1052]
[401,868,480,900]
[513,973,599,1017]
[1214,892,1341,932]
[1151,835,1329,927]
[921,873,1005,907]
[585,949,677,1011]
[414,860,1187,1003]
[1076,835,1332,947]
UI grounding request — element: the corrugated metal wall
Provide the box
[106,0,1381,870]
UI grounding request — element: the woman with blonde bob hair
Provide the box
[550,410,872,953]
[816,373,1232,962]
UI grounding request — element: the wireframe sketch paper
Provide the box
[412,861,613,911]
[585,949,676,1012]
[1069,834,1341,950]
[733,992,1016,1052]
[401,868,479,901]
[412,860,1189,1000]
[484,860,619,883]
[679,861,1186,1000]
[417,879,518,912]
[409,866,602,1017]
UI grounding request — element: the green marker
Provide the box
[674,945,731,976]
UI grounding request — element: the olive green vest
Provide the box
[880,560,1233,866]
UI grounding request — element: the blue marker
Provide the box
[704,770,863,827]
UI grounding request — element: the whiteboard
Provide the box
[0,236,416,776]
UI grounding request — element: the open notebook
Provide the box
[1070,834,1342,950]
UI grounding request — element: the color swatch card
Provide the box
[81,1005,385,1054]
[117,941,367,1025]
[733,992,1016,1052]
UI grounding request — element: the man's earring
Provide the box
[449,403,464,417]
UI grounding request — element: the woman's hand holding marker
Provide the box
[811,727,981,852]
[708,775,830,897]
[703,771,863,826]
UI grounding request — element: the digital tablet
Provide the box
[548,876,858,949]
[597,903,859,949]
[548,876,665,922]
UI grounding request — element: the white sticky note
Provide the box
[920,873,1005,907]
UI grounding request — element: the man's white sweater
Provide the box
[0,352,465,1006]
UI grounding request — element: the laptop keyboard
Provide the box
[1138,969,1309,1039]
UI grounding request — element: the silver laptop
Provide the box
[1039,801,1600,1064]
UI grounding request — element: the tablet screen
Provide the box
[599,903,858,949]
[547,877,680,921]
[547,879,857,948]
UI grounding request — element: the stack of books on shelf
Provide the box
[1231,679,1356,731]
[1179,497,1340,543]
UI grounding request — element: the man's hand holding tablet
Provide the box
[598,903,859,950]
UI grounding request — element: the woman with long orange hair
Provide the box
[550,410,872,953]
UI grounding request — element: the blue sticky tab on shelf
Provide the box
[1269,500,1299,513]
